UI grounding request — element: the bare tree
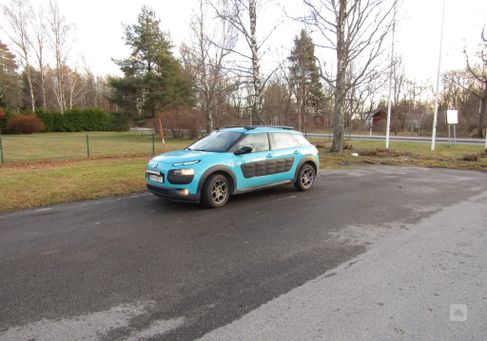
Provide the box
[210,0,279,124]
[345,67,383,130]
[464,29,487,138]
[185,0,237,131]
[2,0,36,112]
[301,0,396,151]
[29,1,48,110]
[47,0,72,113]
[442,70,472,110]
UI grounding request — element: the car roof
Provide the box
[216,126,301,134]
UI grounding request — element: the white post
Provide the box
[385,3,396,150]
[431,0,446,152]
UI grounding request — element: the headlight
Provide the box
[174,168,195,176]
[172,160,201,166]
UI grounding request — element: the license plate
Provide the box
[149,174,164,183]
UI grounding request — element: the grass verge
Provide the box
[0,157,148,212]
[315,140,487,172]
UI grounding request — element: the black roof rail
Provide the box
[216,125,295,131]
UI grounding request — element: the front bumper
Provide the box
[147,184,200,203]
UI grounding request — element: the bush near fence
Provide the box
[6,115,45,134]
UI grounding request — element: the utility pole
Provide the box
[431,0,446,152]
[385,2,396,150]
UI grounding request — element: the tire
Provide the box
[201,174,231,208]
[294,163,316,191]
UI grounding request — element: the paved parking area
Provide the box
[1,166,486,340]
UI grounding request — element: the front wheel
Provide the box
[294,164,316,191]
[201,174,230,208]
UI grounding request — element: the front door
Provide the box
[232,133,275,189]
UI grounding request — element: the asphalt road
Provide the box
[1,166,486,340]
[306,133,487,145]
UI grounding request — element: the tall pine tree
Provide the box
[110,6,193,119]
[0,40,21,110]
[288,30,325,132]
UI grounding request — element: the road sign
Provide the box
[447,110,458,125]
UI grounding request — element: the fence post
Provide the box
[152,133,155,155]
[0,136,4,165]
[86,135,90,158]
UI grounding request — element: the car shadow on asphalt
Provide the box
[148,184,300,211]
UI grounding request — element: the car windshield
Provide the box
[187,131,242,152]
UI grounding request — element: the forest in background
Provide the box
[0,0,486,150]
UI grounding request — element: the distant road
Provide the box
[306,133,486,145]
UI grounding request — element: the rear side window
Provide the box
[269,133,301,150]
[234,133,270,152]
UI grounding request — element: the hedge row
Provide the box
[36,109,114,132]
[1,109,131,134]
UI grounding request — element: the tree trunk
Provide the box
[249,0,263,124]
[477,86,487,138]
[331,0,347,152]
[25,65,36,113]
[297,96,303,131]
[40,65,47,110]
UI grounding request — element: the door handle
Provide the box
[265,153,273,159]
[293,150,300,154]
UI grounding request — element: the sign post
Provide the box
[446,110,458,146]
[157,116,167,153]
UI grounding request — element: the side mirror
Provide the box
[234,146,253,155]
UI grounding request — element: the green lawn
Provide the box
[0,132,193,163]
[0,158,148,211]
[0,136,192,212]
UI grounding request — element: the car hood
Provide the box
[149,150,216,165]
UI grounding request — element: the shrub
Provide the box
[6,115,44,134]
[462,154,480,162]
[111,111,131,131]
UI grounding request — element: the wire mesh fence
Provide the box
[0,132,171,164]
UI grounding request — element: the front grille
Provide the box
[147,184,171,195]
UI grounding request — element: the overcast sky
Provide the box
[1,0,486,85]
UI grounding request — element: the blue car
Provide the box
[146,126,319,208]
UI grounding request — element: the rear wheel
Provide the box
[201,174,230,208]
[294,164,316,191]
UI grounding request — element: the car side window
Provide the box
[234,133,270,153]
[270,133,300,150]
[294,134,311,146]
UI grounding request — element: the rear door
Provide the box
[267,132,302,182]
